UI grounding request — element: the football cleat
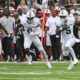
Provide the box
[67,60,74,70]
[73,59,78,65]
[46,62,52,69]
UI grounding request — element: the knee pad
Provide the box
[63,46,69,56]
[63,50,69,56]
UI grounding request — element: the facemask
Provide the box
[27,18,34,24]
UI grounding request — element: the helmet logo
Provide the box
[29,11,31,18]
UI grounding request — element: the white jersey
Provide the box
[46,16,61,35]
[61,15,75,40]
[23,17,41,37]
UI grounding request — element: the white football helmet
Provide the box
[59,10,68,17]
[26,10,35,18]
[26,10,35,23]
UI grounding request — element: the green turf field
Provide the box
[0,61,80,80]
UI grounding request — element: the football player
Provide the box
[23,10,52,68]
[59,10,80,70]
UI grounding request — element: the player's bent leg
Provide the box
[62,49,74,70]
[33,38,52,68]
[38,46,52,68]
[65,41,78,65]
[24,36,32,64]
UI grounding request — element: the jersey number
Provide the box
[66,27,71,34]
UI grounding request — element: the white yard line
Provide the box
[0,71,80,75]
[53,71,80,74]
[0,61,80,64]
[0,72,52,75]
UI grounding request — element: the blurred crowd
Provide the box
[0,0,80,62]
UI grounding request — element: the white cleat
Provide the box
[67,60,74,70]
[28,61,32,65]
[46,62,52,69]
[73,59,78,65]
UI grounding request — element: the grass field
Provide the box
[0,61,80,80]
